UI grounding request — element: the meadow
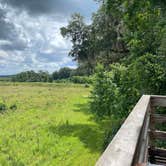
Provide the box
[0,82,110,166]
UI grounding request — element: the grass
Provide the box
[0,82,111,166]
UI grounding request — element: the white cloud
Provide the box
[0,50,8,58]
[0,0,98,75]
[0,5,74,74]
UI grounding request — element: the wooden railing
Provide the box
[96,95,166,166]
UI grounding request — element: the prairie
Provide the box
[0,83,109,166]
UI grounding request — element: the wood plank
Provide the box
[149,130,166,141]
[149,106,155,148]
[151,95,166,107]
[135,163,146,166]
[150,148,166,158]
[151,114,166,123]
[153,159,166,165]
[154,156,166,161]
[136,111,150,163]
[95,95,151,166]
[149,148,166,165]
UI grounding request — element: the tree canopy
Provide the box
[61,0,166,118]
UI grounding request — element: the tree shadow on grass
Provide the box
[71,102,122,150]
[48,103,115,153]
[73,103,91,115]
[49,122,104,153]
[73,103,113,130]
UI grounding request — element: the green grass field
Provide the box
[0,83,110,166]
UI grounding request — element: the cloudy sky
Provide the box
[0,0,99,75]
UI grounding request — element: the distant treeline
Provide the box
[12,70,52,82]
[11,67,92,84]
[0,75,12,82]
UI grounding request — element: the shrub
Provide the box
[0,103,7,113]
[129,53,166,95]
[90,64,123,118]
[54,79,70,83]
[70,76,93,84]
[10,104,17,110]
[90,53,166,119]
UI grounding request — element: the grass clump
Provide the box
[0,103,7,113]
[9,104,17,110]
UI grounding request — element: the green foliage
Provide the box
[91,53,166,118]
[129,53,166,94]
[90,53,166,147]
[90,64,139,118]
[61,13,95,72]
[52,67,77,80]
[52,66,94,83]
[12,70,53,82]
[90,0,166,118]
[58,67,72,79]
[91,64,120,117]
[54,78,70,83]
[9,104,17,110]
[0,103,7,113]
[70,76,93,84]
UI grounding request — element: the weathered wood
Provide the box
[149,106,155,149]
[95,95,151,166]
[135,111,150,164]
[149,95,166,165]
[151,95,166,107]
[154,156,166,161]
[95,95,166,166]
[151,114,166,123]
[152,157,166,165]
[135,164,146,166]
[150,148,166,158]
[149,130,166,141]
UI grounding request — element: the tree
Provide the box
[91,0,166,118]
[12,70,52,82]
[52,71,59,80]
[105,0,166,60]
[61,13,95,74]
[91,4,128,66]
[58,67,72,79]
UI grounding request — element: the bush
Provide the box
[70,76,93,84]
[90,64,123,118]
[130,53,166,95]
[91,53,166,119]
[91,64,135,118]
[0,103,7,113]
[54,79,70,83]
[10,104,17,110]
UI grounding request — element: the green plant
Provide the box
[70,76,93,84]
[0,103,7,113]
[10,104,17,110]
[90,64,121,117]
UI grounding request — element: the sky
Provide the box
[0,0,99,75]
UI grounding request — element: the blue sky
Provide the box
[0,0,99,75]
